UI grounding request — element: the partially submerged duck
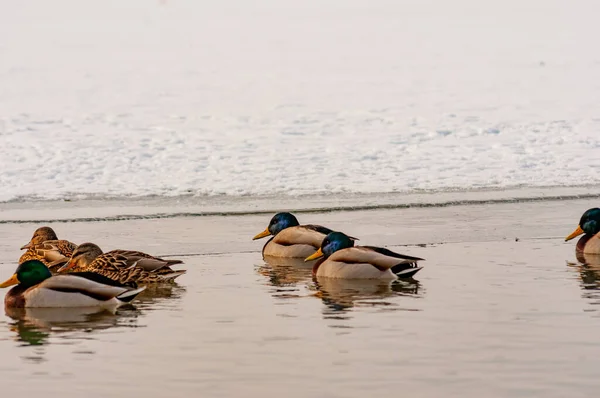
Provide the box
[0,260,145,308]
[58,243,186,284]
[253,212,340,258]
[305,232,424,280]
[565,208,600,254]
[19,227,78,270]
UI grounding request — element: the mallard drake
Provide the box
[0,260,145,308]
[19,227,78,270]
[253,212,338,258]
[565,208,600,254]
[57,243,186,284]
[305,232,424,280]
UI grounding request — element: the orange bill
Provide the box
[0,274,19,288]
[253,228,271,240]
[305,248,324,261]
[57,260,76,273]
[565,225,584,242]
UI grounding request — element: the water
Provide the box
[1,198,600,396]
[1,1,600,395]
[1,0,600,201]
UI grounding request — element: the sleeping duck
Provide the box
[57,243,186,284]
[565,208,600,254]
[19,226,78,271]
[305,232,424,280]
[0,260,145,308]
[253,212,342,258]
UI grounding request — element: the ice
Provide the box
[1,0,599,202]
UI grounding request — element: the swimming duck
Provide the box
[565,208,600,254]
[253,212,338,258]
[0,260,145,308]
[57,243,186,284]
[19,227,78,270]
[305,232,424,279]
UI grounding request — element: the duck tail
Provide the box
[391,263,423,279]
[158,270,187,282]
[117,286,147,303]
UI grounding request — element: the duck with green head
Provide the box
[566,208,600,254]
[253,212,340,258]
[305,232,424,280]
[0,260,145,308]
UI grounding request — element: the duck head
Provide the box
[305,231,355,261]
[566,208,600,241]
[253,212,300,240]
[0,260,52,289]
[58,242,104,272]
[20,226,59,250]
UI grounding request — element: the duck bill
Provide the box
[565,226,585,242]
[0,274,19,288]
[305,248,324,262]
[20,242,32,250]
[57,260,76,273]
[252,228,271,240]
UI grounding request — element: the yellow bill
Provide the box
[0,274,19,288]
[253,228,271,240]
[565,225,584,242]
[305,248,324,261]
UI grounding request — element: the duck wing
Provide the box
[88,252,186,283]
[89,252,131,271]
[329,246,423,271]
[361,246,424,262]
[37,274,144,302]
[273,225,331,248]
[19,240,78,269]
[107,250,183,272]
[303,225,334,235]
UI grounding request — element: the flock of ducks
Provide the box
[2,207,599,310]
[1,227,186,308]
[252,212,424,279]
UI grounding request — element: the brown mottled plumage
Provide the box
[58,243,185,284]
[19,227,78,270]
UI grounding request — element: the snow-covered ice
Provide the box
[1,0,599,202]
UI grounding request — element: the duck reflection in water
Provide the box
[133,283,187,307]
[5,305,136,348]
[4,282,185,351]
[573,251,600,300]
[257,256,315,298]
[314,277,423,318]
[257,256,424,314]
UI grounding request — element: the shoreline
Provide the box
[1,185,599,224]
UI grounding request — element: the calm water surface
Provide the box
[0,199,599,397]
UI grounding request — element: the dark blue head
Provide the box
[253,212,300,240]
[305,231,355,260]
[566,208,600,241]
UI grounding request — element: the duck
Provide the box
[57,242,186,284]
[305,232,424,280]
[565,208,600,254]
[253,212,340,258]
[19,226,78,270]
[0,260,146,308]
